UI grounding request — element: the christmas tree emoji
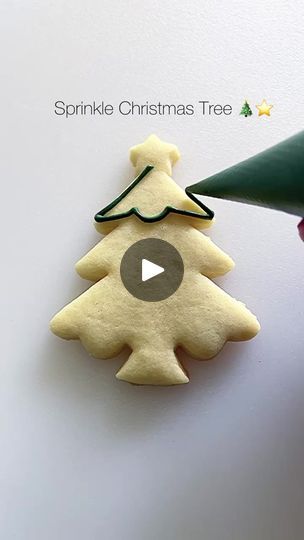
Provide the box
[240,100,253,117]
[50,135,260,386]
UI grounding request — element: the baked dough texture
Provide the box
[50,135,260,385]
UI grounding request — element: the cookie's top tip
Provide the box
[129,134,180,176]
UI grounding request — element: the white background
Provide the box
[1,1,304,539]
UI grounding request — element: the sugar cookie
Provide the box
[50,135,260,385]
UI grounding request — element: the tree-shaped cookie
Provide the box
[50,135,260,385]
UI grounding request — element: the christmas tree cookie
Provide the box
[50,135,260,385]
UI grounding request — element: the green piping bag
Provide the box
[187,130,304,218]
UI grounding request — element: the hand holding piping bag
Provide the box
[298,219,304,241]
[187,131,304,241]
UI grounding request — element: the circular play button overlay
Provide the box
[120,238,184,302]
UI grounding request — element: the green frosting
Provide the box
[95,165,214,223]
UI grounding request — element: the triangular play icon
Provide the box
[142,259,164,282]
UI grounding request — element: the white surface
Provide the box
[142,259,164,282]
[1,2,304,539]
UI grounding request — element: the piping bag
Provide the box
[187,131,304,241]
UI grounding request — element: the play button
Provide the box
[142,259,164,282]
[120,238,184,302]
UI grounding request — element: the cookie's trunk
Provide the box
[116,347,189,386]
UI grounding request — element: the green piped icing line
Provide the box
[94,165,214,223]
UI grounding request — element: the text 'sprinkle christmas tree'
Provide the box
[51,135,260,385]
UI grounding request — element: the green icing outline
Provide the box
[94,165,214,223]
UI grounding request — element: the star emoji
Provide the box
[256,99,273,117]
